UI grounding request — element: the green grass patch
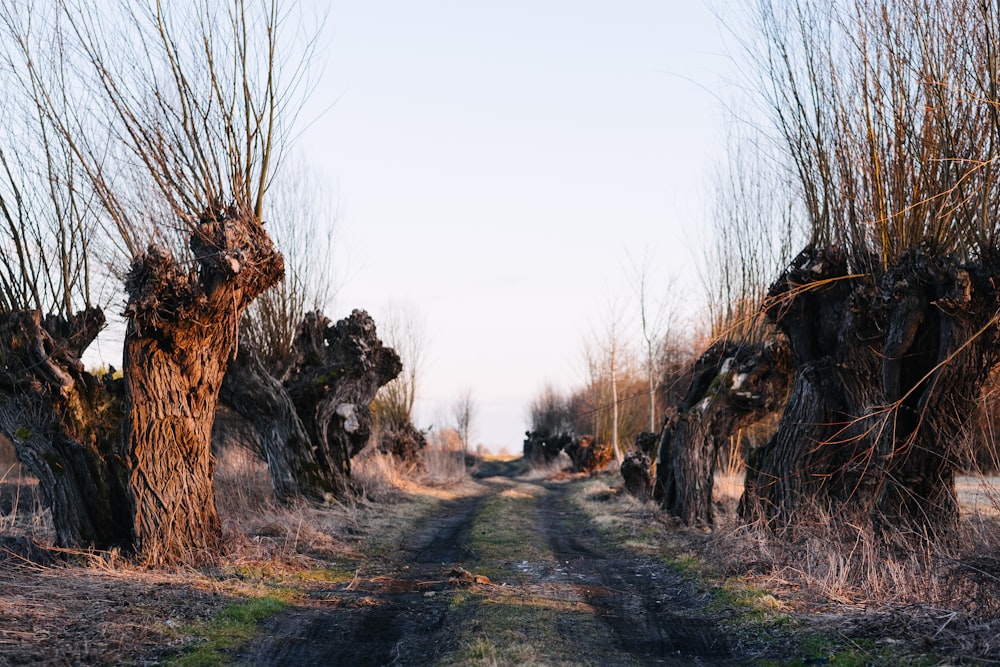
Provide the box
[666,552,703,576]
[710,580,783,615]
[467,486,549,566]
[168,596,288,667]
[756,633,933,667]
[436,593,616,667]
[290,565,357,585]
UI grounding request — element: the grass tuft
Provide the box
[169,596,288,667]
[420,441,468,486]
[352,447,406,501]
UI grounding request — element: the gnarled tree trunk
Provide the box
[282,310,402,497]
[657,340,790,527]
[621,450,653,501]
[523,430,573,466]
[122,207,283,564]
[741,245,1000,538]
[219,341,328,502]
[740,247,879,524]
[0,309,131,549]
[375,422,427,465]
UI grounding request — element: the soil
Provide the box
[535,485,730,663]
[227,495,488,666]
[0,557,233,665]
[228,465,736,666]
[2,460,993,664]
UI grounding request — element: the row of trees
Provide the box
[534,0,1000,549]
[0,1,389,565]
[527,318,694,464]
[651,0,1000,543]
[739,0,1000,538]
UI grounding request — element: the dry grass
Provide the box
[214,445,276,514]
[3,442,473,569]
[420,441,468,486]
[212,442,477,565]
[713,471,745,504]
[352,446,408,501]
[519,452,573,481]
[214,444,396,565]
[0,435,485,664]
[0,439,49,543]
[0,559,235,665]
[572,469,1000,662]
[957,474,1000,518]
[703,472,1000,611]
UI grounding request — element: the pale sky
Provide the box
[82,2,742,452]
[297,1,740,452]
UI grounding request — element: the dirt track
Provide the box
[229,466,735,666]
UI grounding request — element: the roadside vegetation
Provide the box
[3,0,1000,664]
[569,469,1000,664]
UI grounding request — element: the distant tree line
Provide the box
[534,0,1000,553]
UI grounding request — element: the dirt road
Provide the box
[230,465,735,666]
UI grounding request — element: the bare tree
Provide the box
[584,299,633,464]
[218,306,401,503]
[737,0,1000,538]
[281,310,402,494]
[0,2,128,549]
[703,122,799,341]
[452,387,476,455]
[0,0,320,563]
[242,159,340,374]
[656,339,791,526]
[528,384,574,437]
[651,118,799,525]
[372,302,426,431]
[368,302,428,465]
[625,249,678,433]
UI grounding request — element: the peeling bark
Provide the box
[656,339,790,527]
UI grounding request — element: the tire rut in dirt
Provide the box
[227,602,445,667]
[537,484,733,665]
[396,495,486,564]
[228,494,485,666]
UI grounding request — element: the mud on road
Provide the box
[230,467,737,666]
[535,486,730,663]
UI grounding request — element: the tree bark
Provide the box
[741,245,1000,538]
[740,248,879,524]
[621,450,653,500]
[523,430,572,465]
[219,340,329,502]
[122,206,283,565]
[566,435,613,474]
[376,422,428,464]
[657,340,790,527]
[283,310,402,497]
[873,252,998,534]
[0,309,131,549]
